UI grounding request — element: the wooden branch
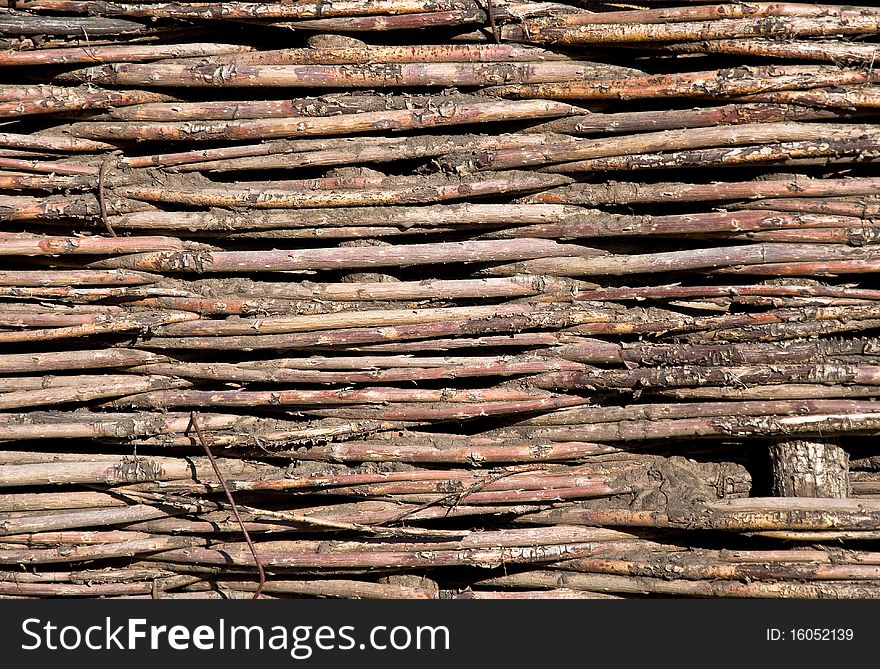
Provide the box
[742,87,880,111]
[486,65,880,101]
[508,13,880,45]
[0,194,155,222]
[0,269,161,286]
[90,238,589,273]
[526,102,843,136]
[123,132,572,170]
[106,173,572,209]
[67,99,582,141]
[17,0,491,20]
[478,570,880,598]
[522,177,880,206]
[174,42,570,67]
[519,497,880,532]
[0,132,113,153]
[485,243,880,277]
[0,85,172,118]
[662,38,880,65]
[0,10,148,36]
[538,137,880,174]
[61,61,640,89]
[0,233,196,256]
[463,123,878,171]
[0,43,255,67]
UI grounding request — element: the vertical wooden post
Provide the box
[769,438,850,498]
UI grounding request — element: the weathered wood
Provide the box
[770,439,850,498]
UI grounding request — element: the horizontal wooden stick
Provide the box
[0,564,171,579]
[464,122,876,170]
[104,203,585,232]
[149,303,576,337]
[520,3,880,26]
[0,536,200,565]
[0,494,129,513]
[521,177,880,206]
[62,61,640,89]
[0,193,155,221]
[103,385,574,409]
[0,304,120,322]
[526,102,842,136]
[743,87,880,110]
[281,436,618,464]
[537,363,880,391]
[662,37,880,65]
[481,210,868,240]
[125,279,586,313]
[519,497,880,532]
[0,233,192,256]
[560,556,880,582]
[132,317,569,350]
[721,227,880,245]
[0,173,95,191]
[538,137,880,174]
[271,8,487,31]
[123,500,550,533]
[0,85,172,118]
[145,541,604,570]
[90,238,589,272]
[0,576,201,597]
[100,91,490,122]
[655,384,880,400]
[223,280,876,309]
[486,65,880,100]
[478,570,880,598]
[18,0,489,19]
[0,414,404,449]
[122,132,571,171]
[0,269,160,286]
[108,173,571,209]
[218,579,437,599]
[526,411,880,443]
[0,10,148,36]
[0,310,196,343]
[0,505,176,536]
[0,156,97,176]
[0,287,188,305]
[486,243,880,277]
[519,398,880,427]
[0,453,308,488]
[133,304,880,351]
[512,13,880,45]
[0,375,188,410]
[318,333,567,354]
[717,260,880,275]
[734,197,880,217]
[553,338,880,366]
[0,42,254,67]
[178,42,570,67]
[454,589,616,599]
[68,99,581,141]
[133,357,582,385]
[0,132,113,153]
[203,274,585,301]
[291,398,594,422]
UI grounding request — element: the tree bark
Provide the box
[769,439,850,498]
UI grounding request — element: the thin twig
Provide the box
[188,411,265,599]
[97,152,117,238]
[375,467,538,526]
[486,0,500,43]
